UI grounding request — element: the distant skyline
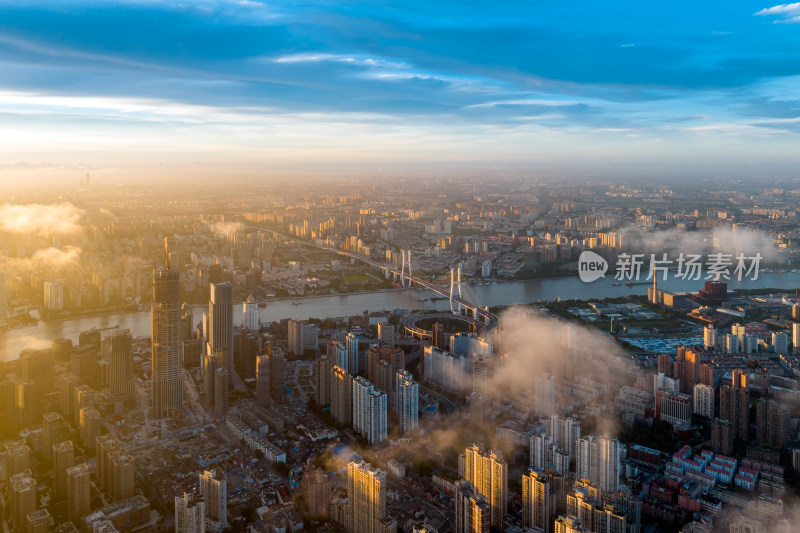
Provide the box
[1,1,800,182]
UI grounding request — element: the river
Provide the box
[3,271,800,361]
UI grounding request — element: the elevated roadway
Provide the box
[247,224,500,332]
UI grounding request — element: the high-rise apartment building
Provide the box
[454,480,490,533]
[208,282,234,373]
[553,515,584,533]
[432,322,446,351]
[463,444,507,529]
[575,436,620,494]
[711,418,733,455]
[348,460,387,533]
[346,332,360,374]
[423,346,473,392]
[756,398,790,448]
[331,365,354,426]
[565,479,599,530]
[44,279,65,311]
[529,434,570,476]
[5,440,31,477]
[522,468,556,533]
[288,319,305,355]
[11,470,36,533]
[693,384,714,418]
[288,319,319,355]
[305,468,331,518]
[42,412,64,462]
[772,332,789,354]
[26,509,50,533]
[53,440,75,500]
[394,370,418,433]
[175,492,205,533]
[256,354,270,408]
[655,390,692,427]
[535,374,556,417]
[254,347,286,404]
[151,268,183,418]
[793,323,800,352]
[243,295,259,331]
[20,348,54,405]
[66,463,91,524]
[72,384,95,427]
[703,326,716,349]
[79,407,102,449]
[472,357,490,397]
[96,434,123,495]
[181,303,195,342]
[449,333,492,357]
[204,353,218,410]
[238,329,259,380]
[377,323,395,347]
[268,348,287,403]
[109,450,136,501]
[352,377,387,444]
[720,370,750,440]
[316,355,331,406]
[206,282,233,373]
[109,330,135,400]
[214,367,228,419]
[367,345,404,393]
[199,470,227,531]
[10,377,39,428]
[374,360,393,408]
[546,415,580,460]
[328,340,349,371]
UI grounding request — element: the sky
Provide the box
[1,1,800,182]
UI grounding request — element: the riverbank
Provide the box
[6,270,800,361]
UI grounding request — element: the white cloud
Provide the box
[756,2,800,15]
[211,221,243,236]
[29,246,83,267]
[464,98,590,109]
[272,53,409,69]
[0,203,84,235]
[0,246,83,275]
[616,225,782,263]
[755,3,800,22]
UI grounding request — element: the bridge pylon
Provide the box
[400,250,406,287]
[400,250,412,287]
[449,265,463,314]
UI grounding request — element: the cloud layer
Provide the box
[756,3,800,23]
[0,245,82,274]
[0,202,84,235]
[211,221,244,236]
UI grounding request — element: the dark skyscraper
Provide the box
[109,330,134,400]
[209,282,234,373]
[204,354,218,410]
[151,268,183,418]
[756,398,790,449]
[720,370,749,441]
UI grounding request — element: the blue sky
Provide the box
[1,1,800,180]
